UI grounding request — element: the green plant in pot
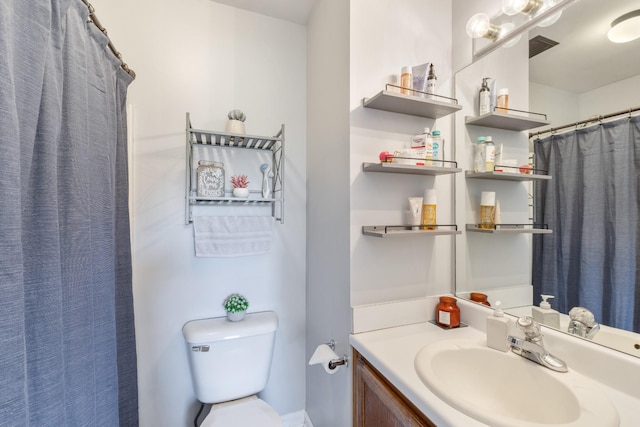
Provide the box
[224,294,249,321]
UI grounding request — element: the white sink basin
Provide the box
[414,339,619,427]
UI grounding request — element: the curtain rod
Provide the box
[530,106,640,139]
[81,0,136,80]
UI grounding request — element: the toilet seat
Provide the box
[201,396,282,427]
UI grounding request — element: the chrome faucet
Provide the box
[567,307,600,339]
[508,316,568,373]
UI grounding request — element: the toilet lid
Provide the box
[202,397,282,427]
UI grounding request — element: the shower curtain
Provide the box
[0,1,138,425]
[533,115,640,333]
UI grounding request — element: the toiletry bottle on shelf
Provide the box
[436,296,460,328]
[431,130,443,166]
[426,64,437,98]
[484,136,496,172]
[532,295,560,329]
[479,77,491,115]
[496,88,509,113]
[401,66,412,95]
[487,301,510,352]
[474,136,486,173]
[479,191,495,229]
[422,189,437,230]
[410,128,431,166]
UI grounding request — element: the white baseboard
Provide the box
[281,410,313,427]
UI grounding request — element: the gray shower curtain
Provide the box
[533,115,640,333]
[0,1,138,425]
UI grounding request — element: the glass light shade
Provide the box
[607,10,640,43]
[466,13,499,40]
[499,23,523,48]
[536,0,562,27]
[502,0,532,16]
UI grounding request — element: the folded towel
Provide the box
[193,216,275,257]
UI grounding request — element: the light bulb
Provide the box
[502,0,542,16]
[466,13,500,40]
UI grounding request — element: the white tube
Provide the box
[408,197,423,230]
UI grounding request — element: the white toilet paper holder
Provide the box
[325,339,349,370]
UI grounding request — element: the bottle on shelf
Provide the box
[430,130,443,166]
[422,189,437,230]
[410,127,431,166]
[426,64,437,98]
[474,136,486,173]
[401,66,412,95]
[479,191,496,229]
[496,88,509,113]
[479,77,491,115]
[484,136,496,172]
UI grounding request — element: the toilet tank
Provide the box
[182,311,278,403]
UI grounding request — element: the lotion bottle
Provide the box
[479,77,491,115]
[487,301,510,352]
[532,295,560,329]
[401,66,412,95]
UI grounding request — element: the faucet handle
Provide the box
[568,307,597,327]
[516,316,542,340]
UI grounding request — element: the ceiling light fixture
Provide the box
[501,0,562,28]
[466,13,522,47]
[607,10,640,43]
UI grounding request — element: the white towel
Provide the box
[193,216,275,257]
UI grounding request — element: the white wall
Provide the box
[305,1,352,425]
[350,0,456,307]
[92,0,307,425]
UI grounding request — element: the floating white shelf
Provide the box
[466,224,552,234]
[465,111,550,131]
[362,225,461,238]
[465,171,551,181]
[363,162,461,176]
[362,90,462,119]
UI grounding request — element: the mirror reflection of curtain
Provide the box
[533,115,640,333]
[0,1,138,425]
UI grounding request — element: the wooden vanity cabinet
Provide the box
[353,349,436,427]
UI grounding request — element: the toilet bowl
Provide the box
[201,396,282,427]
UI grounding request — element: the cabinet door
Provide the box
[353,350,435,427]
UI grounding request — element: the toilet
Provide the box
[182,311,282,427]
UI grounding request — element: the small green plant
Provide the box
[223,294,249,313]
[231,175,249,188]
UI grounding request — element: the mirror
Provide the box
[454,0,640,357]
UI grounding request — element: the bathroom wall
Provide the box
[92,0,308,425]
[349,0,456,307]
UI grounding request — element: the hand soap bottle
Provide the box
[532,294,560,329]
[486,301,510,352]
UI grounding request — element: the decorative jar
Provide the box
[470,292,491,306]
[196,161,225,198]
[436,296,460,328]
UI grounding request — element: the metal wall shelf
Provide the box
[363,225,461,238]
[465,170,551,181]
[466,224,552,234]
[363,162,461,176]
[185,112,284,224]
[362,89,462,119]
[465,111,550,131]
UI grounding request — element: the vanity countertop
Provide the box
[349,299,640,427]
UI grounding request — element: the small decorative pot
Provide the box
[232,187,249,198]
[226,119,246,134]
[227,311,246,322]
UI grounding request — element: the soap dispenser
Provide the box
[486,301,510,352]
[532,294,560,329]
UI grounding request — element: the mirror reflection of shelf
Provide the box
[363,161,461,176]
[465,110,550,131]
[362,85,463,119]
[466,224,552,234]
[189,195,277,204]
[465,170,551,181]
[363,225,461,238]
